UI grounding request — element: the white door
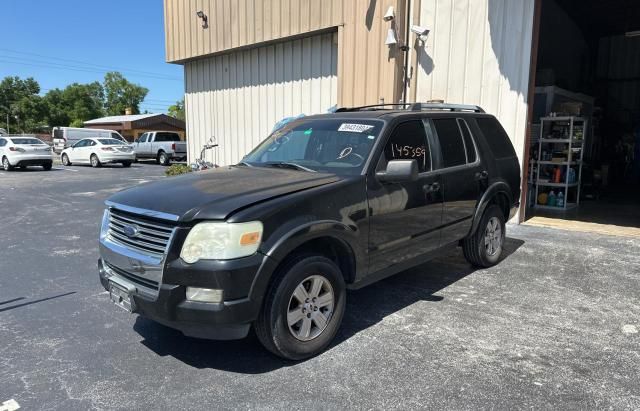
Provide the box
[184,31,339,166]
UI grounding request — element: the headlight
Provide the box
[100,209,110,240]
[180,221,263,263]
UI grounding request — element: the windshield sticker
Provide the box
[303,128,313,135]
[338,123,375,133]
[337,146,353,159]
[367,135,375,140]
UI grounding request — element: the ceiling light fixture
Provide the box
[625,30,640,37]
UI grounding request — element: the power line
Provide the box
[0,56,182,82]
[0,47,183,80]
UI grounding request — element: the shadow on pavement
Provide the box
[134,238,524,373]
[0,292,76,313]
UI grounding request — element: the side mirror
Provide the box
[376,159,419,183]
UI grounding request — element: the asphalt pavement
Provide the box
[0,163,638,410]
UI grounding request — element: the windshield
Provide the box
[10,138,45,145]
[242,119,384,174]
[98,138,125,145]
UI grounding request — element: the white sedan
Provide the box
[0,136,53,171]
[61,138,135,168]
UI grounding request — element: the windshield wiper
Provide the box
[236,161,254,167]
[264,162,316,172]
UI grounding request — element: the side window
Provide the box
[457,119,477,163]
[75,140,86,147]
[89,140,97,146]
[476,117,517,159]
[138,134,148,143]
[380,120,431,173]
[0,138,5,147]
[433,118,467,168]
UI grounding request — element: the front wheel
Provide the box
[463,204,506,267]
[255,255,346,360]
[61,154,71,166]
[121,161,132,168]
[90,154,101,168]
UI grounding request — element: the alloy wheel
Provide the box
[287,275,335,341]
[484,216,502,256]
[3,158,8,170]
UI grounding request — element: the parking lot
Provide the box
[0,162,639,410]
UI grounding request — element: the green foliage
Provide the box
[0,76,42,133]
[165,163,192,176]
[103,72,149,115]
[168,98,185,121]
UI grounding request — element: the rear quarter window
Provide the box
[476,117,517,159]
[155,132,181,142]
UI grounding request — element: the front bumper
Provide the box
[97,250,268,340]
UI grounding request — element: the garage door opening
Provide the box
[524,0,640,231]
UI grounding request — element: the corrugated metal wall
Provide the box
[414,0,536,164]
[184,32,338,165]
[164,0,344,62]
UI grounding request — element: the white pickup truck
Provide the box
[132,131,187,165]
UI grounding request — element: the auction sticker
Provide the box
[338,123,374,133]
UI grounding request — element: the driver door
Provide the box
[69,140,86,162]
[366,119,444,275]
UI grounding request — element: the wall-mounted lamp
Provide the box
[383,6,395,22]
[385,28,398,45]
[196,11,208,29]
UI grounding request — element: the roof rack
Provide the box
[334,102,485,113]
[334,103,412,112]
[409,102,485,113]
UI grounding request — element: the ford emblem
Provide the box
[122,224,139,238]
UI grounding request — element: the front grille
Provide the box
[107,208,176,258]
[105,261,160,290]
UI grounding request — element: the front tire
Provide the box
[463,204,506,268]
[42,162,52,171]
[2,157,13,171]
[90,154,101,168]
[121,161,132,168]
[255,255,346,360]
[61,154,71,166]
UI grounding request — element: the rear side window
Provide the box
[476,117,516,159]
[381,120,431,173]
[457,119,477,163]
[433,118,467,168]
[0,138,6,147]
[155,132,181,142]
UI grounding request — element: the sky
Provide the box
[2,0,184,114]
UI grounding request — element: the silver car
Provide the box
[0,136,53,171]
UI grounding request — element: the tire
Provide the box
[61,154,71,166]
[255,255,346,360]
[121,161,132,168]
[90,154,101,168]
[2,157,14,171]
[462,204,506,268]
[158,151,170,166]
[42,162,52,171]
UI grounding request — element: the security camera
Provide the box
[411,25,430,37]
[383,6,395,22]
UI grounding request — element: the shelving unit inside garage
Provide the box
[534,116,586,211]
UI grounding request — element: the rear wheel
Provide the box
[61,154,71,166]
[463,204,506,268]
[158,151,170,166]
[121,161,132,168]
[255,255,346,360]
[90,154,101,168]
[42,162,52,171]
[2,157,13,171]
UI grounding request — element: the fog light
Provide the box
[186,287,223,303]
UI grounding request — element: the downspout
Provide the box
[402,0,412,103]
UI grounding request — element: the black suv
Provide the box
[98,103,520,360]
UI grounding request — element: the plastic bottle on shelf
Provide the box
[548,190,557,207]
[557,192,564,207]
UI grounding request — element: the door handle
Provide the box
[475,170,488,180]
[423,182,440,193]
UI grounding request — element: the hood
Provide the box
[107,166,342,221]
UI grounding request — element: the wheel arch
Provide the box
[468,182,513,237]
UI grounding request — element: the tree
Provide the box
[168,98,185,121]
[103,72,148,115]
[42,88,70,127]
[0,76,41,133]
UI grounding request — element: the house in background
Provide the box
[84,113,186,141]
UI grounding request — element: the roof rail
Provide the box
[334,103,412,112]
[409,102,485,113]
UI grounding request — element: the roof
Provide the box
[84,114,158,124]
[84,113,185,131]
